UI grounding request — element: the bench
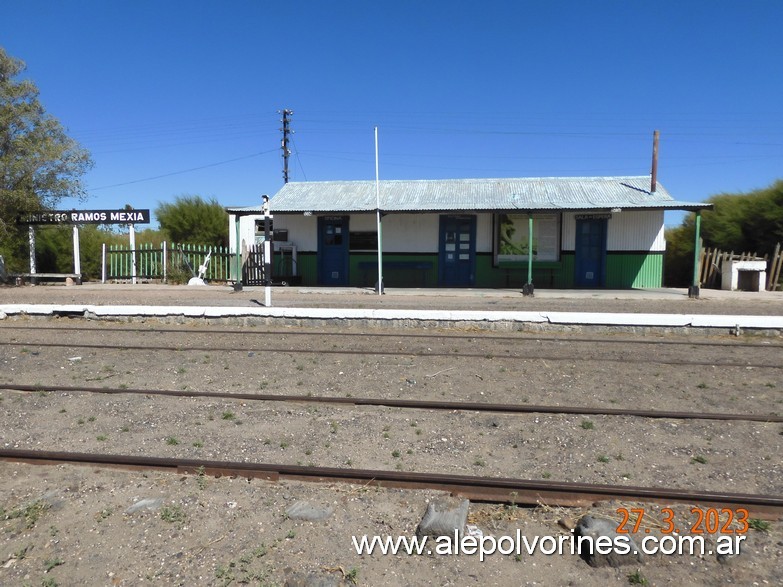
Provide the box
[358,261,433,287]
[10,273,82,285]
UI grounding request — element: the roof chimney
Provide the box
[650,130,659,193]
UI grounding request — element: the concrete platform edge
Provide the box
[2,304,782,330]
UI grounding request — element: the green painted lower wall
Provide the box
[290,251,662,289]
[349,253,438,287]
[476,254,574,288]
[606,253,663,288]
[296,252,317,285]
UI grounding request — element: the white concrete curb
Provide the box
[1,303,782,329]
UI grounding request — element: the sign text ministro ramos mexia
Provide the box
[17,209,151,225]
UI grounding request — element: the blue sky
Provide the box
[4,1,782,228]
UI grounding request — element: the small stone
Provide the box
[285,501,333,521]
[558,517,576,531]
[126,498,164,514]
[415,497,469,540]
[574,515,643,568]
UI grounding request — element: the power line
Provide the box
[88,149,277,191]
[291,135,307,182]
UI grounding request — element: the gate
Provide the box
[242,244,268,285]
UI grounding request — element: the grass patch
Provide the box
[160,504,186,525]
[6,499,50,529]
[196,466,208,490]
[627,569,648,585]
[44,557,64,572]
[748,518,770,532]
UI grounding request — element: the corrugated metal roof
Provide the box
[226,176,711,214]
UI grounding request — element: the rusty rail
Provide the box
[2,383,781,423]
[2,323,782,348]
[1,340,781,369]
[1,448,781,519]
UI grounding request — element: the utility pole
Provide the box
[280,109,293,183]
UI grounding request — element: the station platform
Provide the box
[1,283,782,331]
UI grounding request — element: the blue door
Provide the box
[318,216,349,285]
[438,215,476,287]
[574,218,607,287]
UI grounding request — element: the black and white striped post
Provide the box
[263,194,272,307]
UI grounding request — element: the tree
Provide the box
[0,47,93,270]
[664,180,783,285]
[156,195,228,247]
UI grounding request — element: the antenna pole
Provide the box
[651,130,659,193]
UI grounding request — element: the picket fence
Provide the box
[104,242,235,283]
[698,243,783,291]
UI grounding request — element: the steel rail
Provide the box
[1,448,781,519]
[2,383,781,423]
[2,323,781,348]
[1,340,781,369]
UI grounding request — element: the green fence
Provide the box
[105,242,234,282]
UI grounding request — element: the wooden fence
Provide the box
[105,242,235,283]
[698,244,783,291]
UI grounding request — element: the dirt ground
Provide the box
[1,282,783,316]
[0,284,781,586]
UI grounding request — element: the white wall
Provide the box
[228,214,259,253]
[235,209,666,255]
[273,215,318,251]
[561,210,665,252]
[272,213,445,253]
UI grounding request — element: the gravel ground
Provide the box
[1,281,783,315]
[0,284,781,586]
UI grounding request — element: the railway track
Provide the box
[3,321,780,529]
[2,382,781,423]
[2,448,781,519]
[3,323,782,348]
[2,339,781,369]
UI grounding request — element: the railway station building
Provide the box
[227,176,710,290]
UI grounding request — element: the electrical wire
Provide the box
[88,149,278,191]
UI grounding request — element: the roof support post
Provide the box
[523,213,534,296]
[689,211,702,298]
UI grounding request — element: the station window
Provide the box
[254,219,273,234]
[349,231,378,252]
[495,213,560,263]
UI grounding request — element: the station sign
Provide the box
[574,213,613,220]
[17,209,151,225]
